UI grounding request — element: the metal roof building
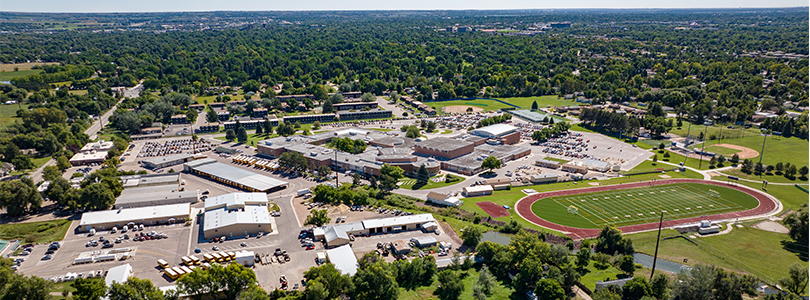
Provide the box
[471,124,518,138]
[203,193,273,240]
[114,184,199,209]
[120,173,180,188]
[79,203,190,232]
[325,227,350,247]
[326,245,358,276]
[140,153,198,169]
[184,158,288,193]
[104,264,133,288]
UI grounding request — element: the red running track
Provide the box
[515,179,779,240]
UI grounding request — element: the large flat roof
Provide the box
[120,173,180,188]
[362,213,435,229]
[115,185,198,207]
[104,264,132,287]
[203,203,271,232]
[80,203,190,227]
[189,161,288,192]
[205,193,268,210]
[326,245,358,276]
[471,123,518,138]
[415,137,472,152]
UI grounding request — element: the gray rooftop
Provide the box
[415,137,472,152]
[120,173,180,188]
[187,161,288,192]
[141,154,195,166]
[115,185,199,207]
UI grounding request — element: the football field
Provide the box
[530,183,760,229]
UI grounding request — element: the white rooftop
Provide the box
[203,193,271,232]
[70,150,108,162]
[471,123,518,138]
[80,203,190,227]
[326,245,358,276]
[81,140,115,153]
[361,213,435,229]
[104,263,132,287]
[205,193,268,210]
[463,185,494,193]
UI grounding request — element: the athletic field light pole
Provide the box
[682,121,692,167]
[697,120,710,169]
[758,131,769,178]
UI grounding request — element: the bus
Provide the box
[157,259,169,268]
[164,268,179,280]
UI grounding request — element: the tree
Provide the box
[671,264,716,300]
[535,278,566,300]
[264,119,273,134]
[650,273,671,300]
[460,226,483,247]
[800,166,809,178]
[0,178,43,216]
[427,121,436,132]
[236,127,248,143]
[481,156,502,173]
[304,264,353,299]
[72,278,108,300]
[783,203,809,246]
[779,263,808,296]
[305,209,330,227]
[575,247,591,269]
[42,165,61,181]
[187,109,198,124]
[352,261,398,300]
[593,288,622,300]
[466,107,473,113]
[255,122,263,135]
[415,165,430,187]
[380,164,404,180]
[652,154,658,164]
[12,155,34,170]
[436,270,464,300]
[477,265,495,295]
[621,277,651,300]
[294,121,301,129]
[618,255,636,276]
[595,225,633,255]
[730,154,740,164]
[361,93,376,102]
[322,99,335,113]
[79,183,115,211]
[782,120,793,138]
[206,109,219,123]
[709,156,716,167]
[352,173,361,186]
[210,263,258,300]
[313,121,321,130]
[56,155,71,170]
[225,129,236,142]
[531,100,538,110]
[108,277,166,300]
[301,280,329,300]
[406,126,421,138]
[177,268,217,300]
[317,165,332,179]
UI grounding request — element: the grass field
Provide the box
[424,96,579,114]
[398,267,514,300]
[0,103,26,129]
[726,177,809,212]
[0,62,59,72]
[671,125,808,168]
[457,170,703,235]
[0,69,43,81]
[530,183,759,229]
[720,168,809,185]
[0,219,72,244]
[628,226,807,286]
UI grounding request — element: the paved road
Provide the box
[28,83,141,183]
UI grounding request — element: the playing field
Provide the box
[530,183,759,229]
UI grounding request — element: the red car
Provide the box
[305,245,315,250]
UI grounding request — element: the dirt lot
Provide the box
[710,143,759,159]
[0,62,59,71]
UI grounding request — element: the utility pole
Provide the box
[682,122,692,167]
[334,149,339,187]
[758,133,768,178]
[650,211,665,281]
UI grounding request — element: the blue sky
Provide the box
[2,0,807,13]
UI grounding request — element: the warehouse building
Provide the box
[140,153,199,169]
[463,185,493,197]
[326,245,358,276]
[184,158,289,193]
[114,184,199,209]
[121,173,180,188]
[535,159,562,169]
[313,214,437,239]
[78,203,190,232]
[324,227,350,247]
[530,174,558,184]
[69,150,108,166]
[581,159,612,172]
[426,192,463,207]
[203,193,273,240]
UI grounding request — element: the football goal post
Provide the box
[708,189,720,198]
[567,205,579,215]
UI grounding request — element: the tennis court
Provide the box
[530,183,759,228]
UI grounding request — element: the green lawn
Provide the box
[0,69,42,81]
[0,103,27,129]
[424,99,514,112]
[627,226,807,286]
[541,157,569,164]
[720,168,809,185]
[398,175,461,190]
[440,129,453,134]
[49,281,77,299]
[0,219,72,244]
[727,177,809,212]
[674,125,809,168]
[368,128,394,132]
[625,160,677,174]
[495,96,580,109]
[457,170,704,235]
[579,260,627,291]
[398,267,515,300]
[11,156,52,175]
[530,183,759,229]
